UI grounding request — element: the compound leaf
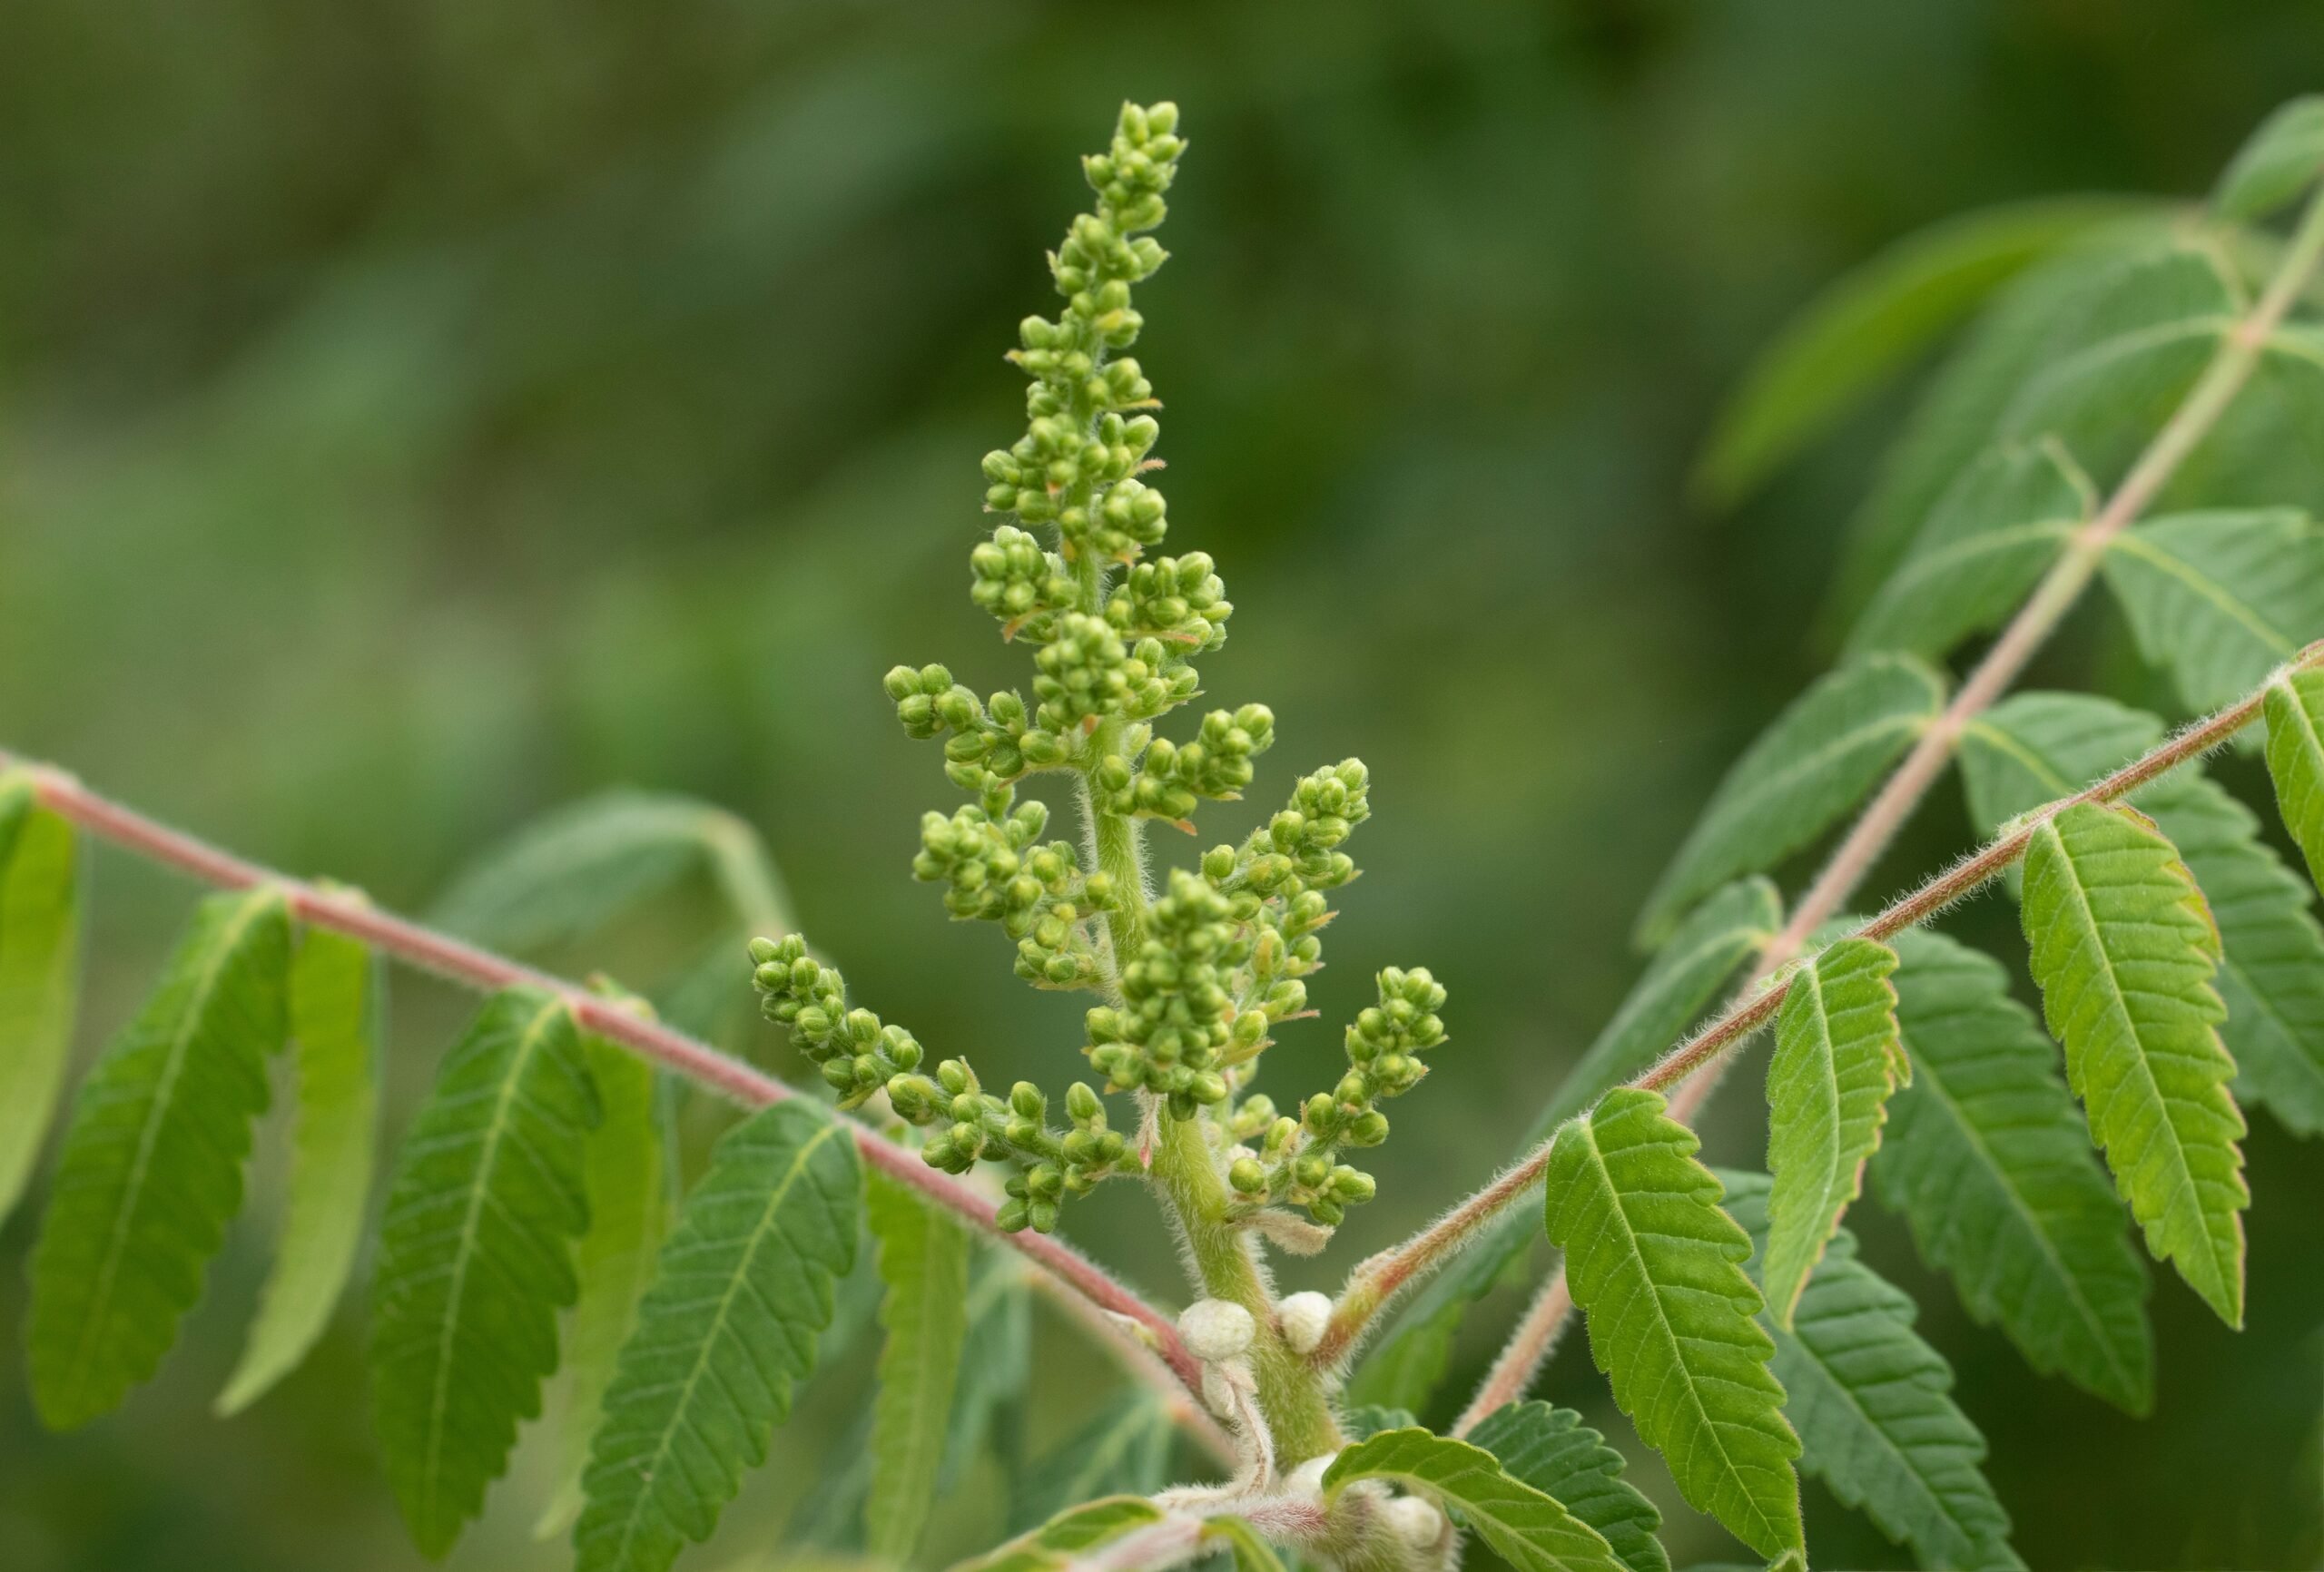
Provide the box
[2021,801,2248,1325]
[369,987,599,1557]
[0,780,83,1227]
[218,923,383,1414]
[2101,508,2324,715]
[2265,667,2324,893]
[1762,937,1906,1327]
[1543,1088,1803,1557]
[1695,197,2142,507]
[1847,440,2090,660]
[1829,230,2227,630]
[537,1028,673,1538]
[576,1100,859,1572]
[865,1172,972,1565]
[1870,927,2154,1411]
[1638,657,1945,944]
[2215,95,2324,221]
[1201,1516,1287,1572]
[1355,878,1780,1413]
[26,887,290,1430]
[1469,1401,1669,1572]
[1324,1427,1629,1572]
[1725,1173,2022,1572]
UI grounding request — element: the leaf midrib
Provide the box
[67,891,272,1395]
[1777,1292,1991,1562]
[1573,1122,1786,1551]
[2107,530,2300,658]
[2034,820,2233,1295]
[418,993,569,1533]
[599,1117,845,1567]
[1902,1037,2141,1400]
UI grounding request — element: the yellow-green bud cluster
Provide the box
[1106,552,1233,653]
[912,798,1107,990]
[1096,703,1275,822]
[1236,761,1371,897]
[1031,614,1199,733]
[887,1061,1130,1233]
[1227,967,1448,1224]
[749,935,924,1108]
[1085,869,1259,1118]
[970,525,1078,642]
[883,663,1062,813]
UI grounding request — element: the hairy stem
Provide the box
[1315,644,2316,1368]
[0,752,1207,1400]
[1445,184,2324,1419]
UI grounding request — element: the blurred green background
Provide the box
[4,2,2322,1568]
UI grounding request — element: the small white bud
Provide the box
[1276,1291,1331,1354]
[1284,1451,1339,1495]
[1384,1495,1447,1548]
[1179,1297,1256,1361]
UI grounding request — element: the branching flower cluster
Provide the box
[835,103,1445,1235]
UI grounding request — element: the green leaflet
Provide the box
[1959,688,2324,1133]
[369,987,599,1557]
[1692,197,2147,508]
[1542,1089,1804,1557]
[1762,936,1906,1328]
[2265,667,2324,894]
[1637,656,1945,944]
[576,1100,860,1572]
[2021,801,2249,1326]
[218,924,384,1414]
[2215,95,2324,221]
[1323,1427,1629,1572]
[1959,693,2164,841]
[1012,1390,1177,1531]
[2144,774,2324,1138]
[1870,926,2153,1412]
[1826,228,2225,632]
[865,1171,972,1565]
[0,781,83,1227]
[434,789,793,951]
[1846,440,2091,661]
[2101,508,2324,715]
[1468,1402,1669,1572]
[537,1031,673,1539]
[950,1497,1164,1572]
[431,789,795,1042]
[1725,1172,2023,1572]
[26,887,290,1430]
[1353,878,1778,1413]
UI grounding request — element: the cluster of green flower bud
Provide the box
[1230,760,1372,898]
[1031,614,1199,733]
[1085,869,1262,1117]
[749,935,924,1108]
[912,797,1107,990]
[1105,552,1233,653]
[970,525,1078,642]
[883,662,1069,813]
[1226,966,1448,1223]
[1094,703,1275,822]
[888,1062,1131,1233]
[978,103,1185,559]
